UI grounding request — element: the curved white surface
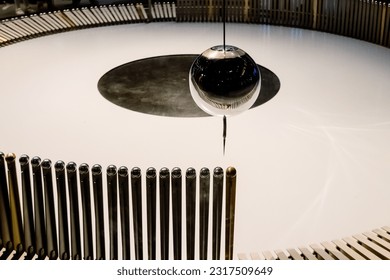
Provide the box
[1,22,390,257]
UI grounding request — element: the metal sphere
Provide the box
[189,45,261,116]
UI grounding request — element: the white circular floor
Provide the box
[1,22,390,257]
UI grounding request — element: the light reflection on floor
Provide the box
[0,22,390,258]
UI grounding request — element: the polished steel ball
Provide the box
[189,45,261,116]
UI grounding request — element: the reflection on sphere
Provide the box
[189,45,261,116]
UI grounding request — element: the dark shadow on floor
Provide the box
[98,54,281,117]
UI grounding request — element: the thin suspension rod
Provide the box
[223,115,227,156]
[223,0,226,50]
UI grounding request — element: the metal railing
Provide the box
[0,152,237,260]
[0,1,389,48]
[176,0,390,47]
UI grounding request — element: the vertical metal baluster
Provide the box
[31,157,46,259]
[159,167,170,260]
[185,168,196,260]
[118,166,130,260]
[225,167,237,260]
[42,159,58,260]
[5,153,24,258]
[212,167,223,260]
[66,162,82,260]
[131,167,143,260]
[92,164,105,260]
[146,167,156,260]
[19,155,35,259]
[0,152,13,254]
[107,165,118,260]
[79,164,93,260]
[54,160,70,260]
[171,167,182,260]
[199,167,210,260]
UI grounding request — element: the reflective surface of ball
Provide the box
[189,45,261,116]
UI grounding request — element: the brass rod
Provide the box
[6,153,24,257]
